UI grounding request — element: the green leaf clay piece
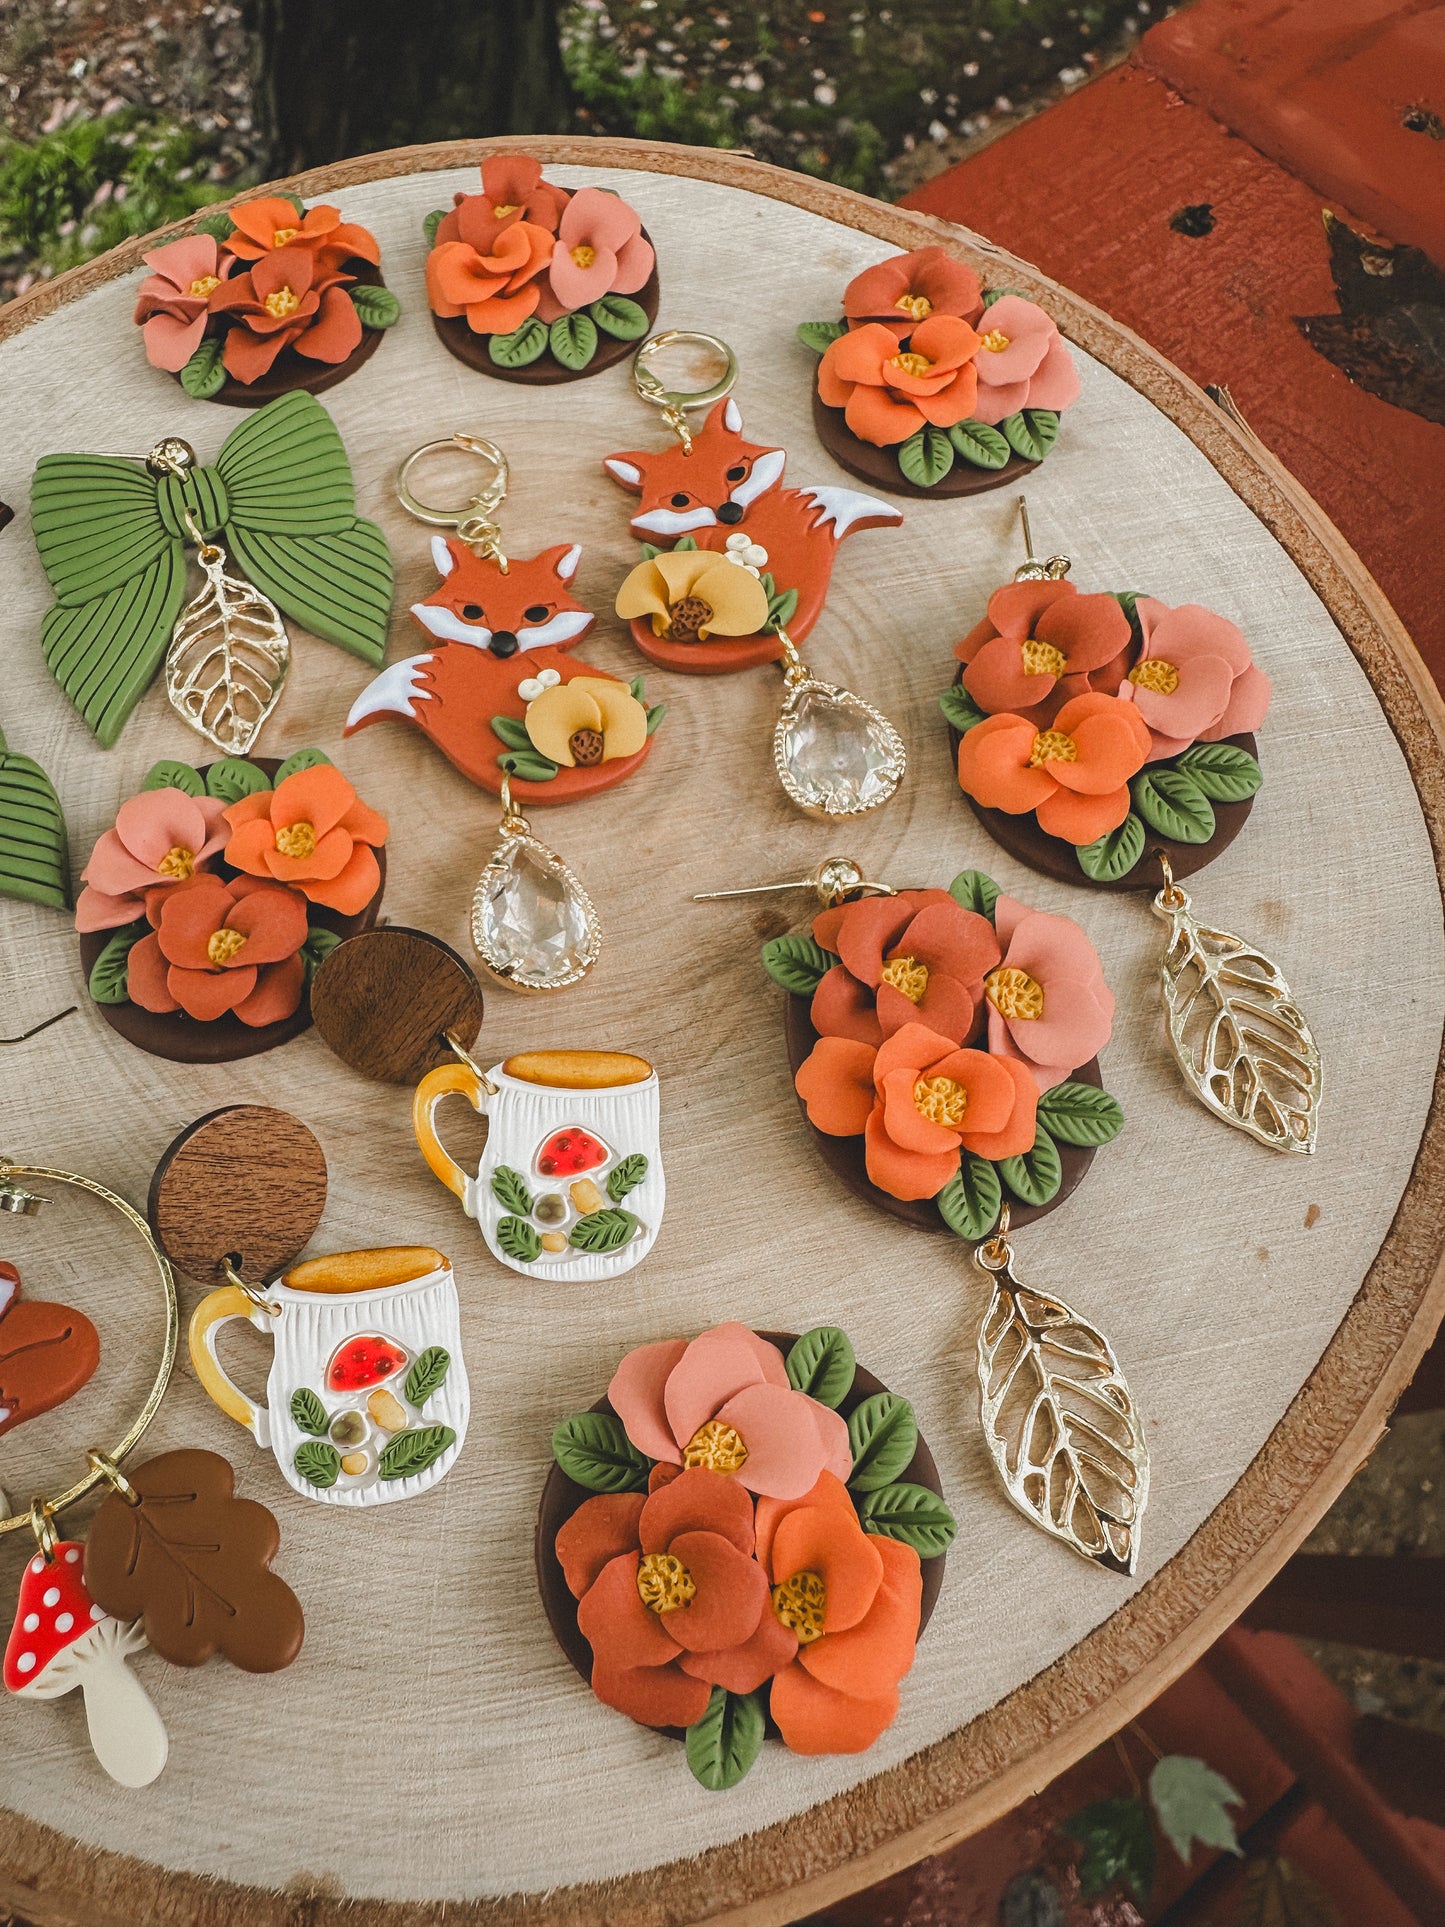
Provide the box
[785,1325,856,1408]
[846,1391,919,1491]
[294,1440,341,1488]
[491,1165,534,1217]
[569,1208,639,1254]
[0,728,70,911]
[403,1347,451,1409]
[378,1425,457,1482]
[552,1411,651,1493]
[606,1155,648,1203]
[30,390,394,745]
[289,1388,329,1437]
[856,1481,959,1557]
[87,921,146,1004]
[685,1687,766,1791]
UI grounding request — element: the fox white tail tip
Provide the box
[345,656,435,732]
[802,485,906,537]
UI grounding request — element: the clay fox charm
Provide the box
[604,396,903,674]
[345,535,659,804]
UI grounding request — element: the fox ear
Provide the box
[431,534,462,578]
[603,453,645,491]
[554,544,582,582]
[724,397,742,433]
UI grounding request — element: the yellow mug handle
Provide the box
[413,1063,489,1210]
[189,1285,272,1441]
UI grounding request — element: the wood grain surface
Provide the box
[147,1104,329,1283]
[309,925,484,1083]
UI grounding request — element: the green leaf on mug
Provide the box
[294,1440,341,1488]
[497,1215,542,1263]
[569,1208,638,1254]
[290,1387,329,1437]
[491,1165,534,1216]
[378,1424,457,1481]
[403,1347,451,1409]
[607,1154,649,1203]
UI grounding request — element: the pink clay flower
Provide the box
[132,234,237,372]
[75,786,230,932]
[1118,598,1272,760]
[538,187,653,320]
[970,295,1081,426]
[985,895,1115,1094]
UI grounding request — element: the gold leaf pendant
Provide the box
[975,1228,1149,1575]
[1152,868,1321,1154]
[165,529,289,756]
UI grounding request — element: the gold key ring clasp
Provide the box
[397,434,510,567]
[632,331,738,452]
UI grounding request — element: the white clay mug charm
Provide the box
[413,1045,664,1280]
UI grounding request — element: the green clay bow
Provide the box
[31,390,394,748]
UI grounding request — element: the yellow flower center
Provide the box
[880,954,929,1004]
[155,844,195,880]
[493,202,519,219]
[889,350,933,379]
[1029,728,1078,767]
[1129,658,1181,695]
[980,328,1011,353]
[262,285,300,319]
[570,243,597,269]
[271,225,299,246]
[772,1570,827,1644]
[986,965,1045,1021]
[1021,638,1067,678]
[187,274,220,299]
[914,1074,968,1128]
[894,292,933,320]
[636,1551,696,1615]
[207,926,246,966]
[682,1418,749,1474]
[274,820,317,859]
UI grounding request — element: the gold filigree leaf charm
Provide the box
[164,514,289,756]
[1152,861,1321,1154]
[975,1217,1148,1575]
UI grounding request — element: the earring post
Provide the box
[1017,494,1034,562]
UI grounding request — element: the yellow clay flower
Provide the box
[615,549,771,642]
[525,676,650,768]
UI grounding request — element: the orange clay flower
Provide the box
[126,873,308,1026]
[425,220,555,335]
[755,1471,923,1756]
[843,246,983,338]
[207,245,361,383]
[224,196,381,273]
[223,764,388,916]
[955,579,1133,732]
[434,156,571,256]
[796,1020,1039,1201]
[957,691,1153,847]
[817,315,981,447]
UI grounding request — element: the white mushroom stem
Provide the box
[17,1617,168,1787]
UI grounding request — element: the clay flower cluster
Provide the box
[77,756,387,1028]
[424,156,655,371]
[551,1322,955,1784]
[133,196,397,393]
[766,874,1123,1230]
[798,247,1081,485]
[949,577,1271,880]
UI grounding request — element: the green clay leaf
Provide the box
[671,534,699,553]
[797,319,846,353]
[948,869,999,921]
[350,283,401,330]
[685,1687,765,1792]
[194,210,234,242]
[1077,812,1145,882]
[998,1121,1064,1208]
[378,1424,456,1481]
[569,1208,638,1255]
[937,1154,1002,1239]
[857,1481,959,1556]
[279,192,307,220]
[204,756,270,803]
[491,1165,534,1216]
[785,1326,856,1408]
[87,921,146,1005]
[141,759,205,797]
[0,734,70,911]
[1001,408,1061,463]
[490,319,549,368]
[301,927,341,983]
[607,1154,648,1203]
[1132,767,1216,845]
[982,286,1029,308]
[767,586,799,632]
[761,932,835,996]
[549,312,598,371]
[404,1347,451,1408]
[1111,590,1142,631]
[272,746,332,784]
[1148,1754,1244,1866]
[939,682,987,733]
[1175,741,1264,803]
[498,750,559,782]
[497,1216,542,1263]
[628,675,647,700]
[948,419,1012,469]
[423,208,446,246]
[847,1391,919,1491]
[898,423,955,488]
[1036,1081,1124,1148]
[1062,1796,1157,1904]
[552,1410,651,1492]
[589,294,649,340]
[289,1387,328,1437]
[644,702,666,735]
[294,1440,341,1488]
[490,714,534,753]
[179,336,226,400]
[637,543,661,561]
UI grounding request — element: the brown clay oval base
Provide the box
[811,379,1038,500]
[784,992,1099,1236]
[78,758,385,1065]
[432,252,659,386]
[535,1332,947,1742]
[170,262,391,409]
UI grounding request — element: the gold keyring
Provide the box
[632,331,738,413]
[0,1161,178,1536]
[396,433,509,529]
[29,1498,58,1563]
[86,1449,142,1508]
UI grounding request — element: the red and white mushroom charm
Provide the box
[4,1540,168,1786]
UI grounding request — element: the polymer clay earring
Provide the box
[698,857,1148,1574]
[947,500,1321,1153]
[797,247,1082,499]
[0,726,70,912]
[30,391,393,750]
[0,1262,100,1437]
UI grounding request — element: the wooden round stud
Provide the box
[148,1105,328,1284]
[309,926,484,1084]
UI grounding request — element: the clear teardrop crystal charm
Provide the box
[470,790,601,993]
[773,675,906,819]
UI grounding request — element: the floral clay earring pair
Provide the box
[944,500,1321,1154]
[345,432,663,992]
[605,332,909,819]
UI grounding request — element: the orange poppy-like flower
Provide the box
[958,690,1153,847]
[435,156,571,257]
[207,245,361,383]
[809,889,1000,1048]
[796,1020,1039,1201]
[756,1471,923,1756]
[955,578,1133,731]
[126,873,308,1026]
[223,764,388,915]
[817,315,981,447]
[224,196,381,274]
[843,245,983,338]
[425,221,556,335]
